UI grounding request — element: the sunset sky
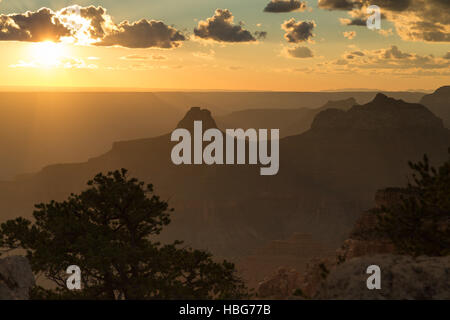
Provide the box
[0,0,449,91]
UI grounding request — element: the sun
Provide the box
[29,41,68,68]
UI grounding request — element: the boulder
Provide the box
[0,256,35,300]
[316,254,450,300]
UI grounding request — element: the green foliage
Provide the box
[0,169,247,299]
[376,149,450,257]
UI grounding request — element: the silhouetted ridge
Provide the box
[372,93,393,104]
[321,97,357,110]
[433,86,450,95]
[311,94,444,130]
[420,85,450,128]
[177,107,217,131]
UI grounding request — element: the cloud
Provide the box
[120,54,167,61]
[264,0,308,13]
[343,31,356,39]
[378,28,393,37]
[382,45,412,59]
[282,18,315,43]
[288,44,450,77]
[339,18,366,26]
[318,0,357,10]
[58,5,109,39]
[351,50,365,56]
[324,45,450,75]
[96,19,185,49]
[285,46,314,58]
[10,57,98,69]
[255,31,268,39]
[321,0,450,42]
[0,5,186,49]
[194,9,263,42]
[318,0,409,11]
[193,50,216,60]
[0,8,71,42]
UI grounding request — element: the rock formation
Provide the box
[257,268,302,299]
[311,93,444,131]
[0,256,35,300]
[177,107,218,131]
[239,233,334,291]
[420,86,450,128]
[316,254,450,300]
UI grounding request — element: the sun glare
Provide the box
[29,41,68,68]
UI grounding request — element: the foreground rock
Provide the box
[239,233,334,290]
[0,256,35,300]
[257,268,301,299]
[316,254,450,300]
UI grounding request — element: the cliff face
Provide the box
[420,86,450,128]
[216,97,358,138]
[0,94,448,258]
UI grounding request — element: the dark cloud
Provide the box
[264,0,308,13]
[282,18,315,43]
[286,46,314,58]
[383,45,412,59]
[367,0,411,12]
[58,6,107,39]
[405,20,450,42]
[0,6,186,49]
[321,0,450,42]
[319,0,410,11]
[96,19,185,48]
[255,31,268,39]
[194,9,260,42]
[351,50,365,56]
[80,6,106,39]
[345,18,366,26]
[318,0,358,10]
[0,8,71,42]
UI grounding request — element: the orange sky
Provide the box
[0,1,448,91]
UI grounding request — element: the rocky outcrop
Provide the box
[335,188,411,261]
[420,86,450,128]
[257,267,302,299]
[0,256,35,300]
[294,258,334,299]
[311,93,444,131]
[238,233,334,290]
[316,254,450,300]
[255,184,448,300]
[177,107,218,131]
